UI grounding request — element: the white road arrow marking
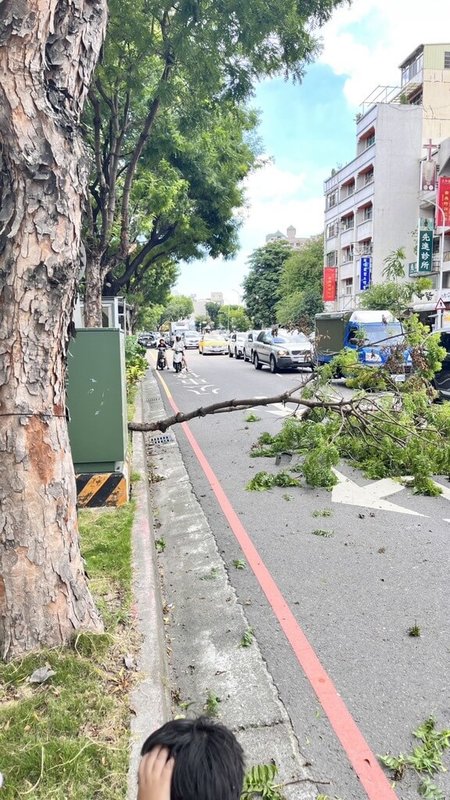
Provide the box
[331,469,425,516]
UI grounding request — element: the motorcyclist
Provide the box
[172,335,185,373]
[157,338,168,370]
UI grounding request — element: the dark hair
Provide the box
[140,716,244,800]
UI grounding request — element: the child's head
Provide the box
[140,716,244,800]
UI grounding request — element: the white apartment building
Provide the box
[323,43,450,310]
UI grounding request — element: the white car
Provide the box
[228,332,246,359]
[243,330,262,363]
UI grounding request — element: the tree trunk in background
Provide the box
[84,254,104,327]
[0,0,107,660]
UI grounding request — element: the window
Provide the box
[445,51,450,69]
[362,205,373,221]
[341,215,354,231]
[342,245,354,263]
[326,250,337,266]
[343,278,353,296]
[359,239,372,255]
[327,192,337,209]
[364,169,374,185]
[365,133,375,148]
[341,180,355,198]
[327,222,338,239]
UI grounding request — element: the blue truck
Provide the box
[314,309,410,369]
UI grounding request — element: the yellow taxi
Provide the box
[198,330,228,355]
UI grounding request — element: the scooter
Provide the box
[173,350,183,373]
[156,347,167,370]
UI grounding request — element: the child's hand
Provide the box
[138,746,174,800]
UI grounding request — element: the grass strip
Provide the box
[0,503,136,799]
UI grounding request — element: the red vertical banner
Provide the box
[323,267,337,301]
[436,176,450,227]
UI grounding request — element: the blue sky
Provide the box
[174,0,447,303]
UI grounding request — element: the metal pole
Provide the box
[436,202,446,329]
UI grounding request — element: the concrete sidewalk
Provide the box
[128,368,321,799]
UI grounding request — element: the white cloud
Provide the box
[319,0,449,107]
[238,161,324,248]
[176,161,325,300]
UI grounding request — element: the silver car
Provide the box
[243,330,262,362]
[253,331,313,372]
[183,331,201,349]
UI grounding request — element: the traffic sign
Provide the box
[435,297,446,312]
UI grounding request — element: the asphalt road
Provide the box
[151,349,450,800]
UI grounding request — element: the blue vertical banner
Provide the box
[360,256,372,291]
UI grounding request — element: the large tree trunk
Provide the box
[0,0,107,660]
[84,254,104,327]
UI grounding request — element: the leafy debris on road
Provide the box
[379,717,450,797]
[246,470,300,491]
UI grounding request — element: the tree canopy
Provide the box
[82,0,347,325]
[276,236,324,329]
[217,305,251,331]
[160,295,194,323]
[243,241,292,325]
[205,302,222,326]
[360,248,433,317]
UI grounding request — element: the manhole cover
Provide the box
[148,434,174,445]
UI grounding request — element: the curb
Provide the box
[136,366,320,800]
[127,383,171,799]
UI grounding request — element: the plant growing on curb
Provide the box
[246,412,261,423]
[155,538,166,553]
[311,529,334,538]
[233,559,246,570]
[204,691,221,717]
[408,623,421,637]
[125,336,148,388]
[240,628,254,648]
[200,567,219,580]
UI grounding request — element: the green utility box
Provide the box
[67,328,128,473]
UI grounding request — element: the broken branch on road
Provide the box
[128,378,357,433]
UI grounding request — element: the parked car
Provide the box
[183,330,201,349]
[252,330,313,372]
[243,330,261,363]
[137,332,157,348]
[433,328,450,399]
[198,331,228,355]
[228,332,246,359]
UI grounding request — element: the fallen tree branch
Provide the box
[128,378,357,433]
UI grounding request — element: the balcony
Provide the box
[357,219,373,240]
[340,227,355,247]
[339,262,354,280]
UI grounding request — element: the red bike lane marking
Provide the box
[155,372,398,800]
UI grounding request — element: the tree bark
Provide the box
[83,253,104,327]
[0,0,107,659]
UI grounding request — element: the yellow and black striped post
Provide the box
[76,472,128,508]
